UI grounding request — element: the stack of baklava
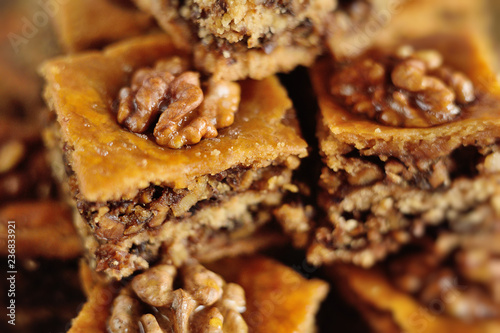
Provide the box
[2,0,500,332]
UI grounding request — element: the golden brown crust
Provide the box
[214,256,329,333]
[67,283,115,333]
[53,0,154,52]
[41,34,307,202]
[315,34,500,162]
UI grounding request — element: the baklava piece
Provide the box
[329,228,500,332]
[69,256,329,333]
[52,0,154,52]
[41,34,308,279]
[133,0,337,80]
[309,33,500,267]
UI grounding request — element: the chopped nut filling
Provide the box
[117,56,240,148]
[74,164,292,241]
[330,45,476,127]
[310,139,500,268]
[179,0,333,51]
[109,261,248,333]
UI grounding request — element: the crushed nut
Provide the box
[131,264,177,307]
[0,141,25,174]
[109,261,248,333]
[345,158,383,186]
[385,233,500,322]
[116,56,241,148]
[330,45,476,127]
[428,160,451,189]
[140,314,163,333]
[182,262,225,306]
[191,307,224,333]
[109,293,142,333]
[95,213,125,240]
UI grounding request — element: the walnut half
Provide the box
[117,57,241,149]
[330,45,476,127]
[108,261,248,333]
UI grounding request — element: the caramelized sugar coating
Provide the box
[41,34,306,202]
[331,264,500,333]
[210,256,329,333]
[309,33,500,268]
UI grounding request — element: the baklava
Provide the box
[329,228,500,332]
[41,34,308,279]
[69,256,329,333]
[309,32,500,267]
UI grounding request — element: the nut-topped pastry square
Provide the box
[41,34,308,279]
[309,33,500,268]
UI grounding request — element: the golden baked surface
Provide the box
[236,257,329,333]
[41,34,307,202]
[326,0,488,60]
